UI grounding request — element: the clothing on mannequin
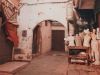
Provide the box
[91,29,99,65]
[64,33,75,46]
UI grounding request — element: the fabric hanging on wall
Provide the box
[1,4,19,46]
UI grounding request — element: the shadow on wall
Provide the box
[0,25,14,65]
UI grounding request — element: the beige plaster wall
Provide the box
[41,21,51,54]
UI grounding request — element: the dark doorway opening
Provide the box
[32,25,41,54]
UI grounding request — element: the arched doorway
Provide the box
[32,20,67,55]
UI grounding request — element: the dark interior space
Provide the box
[32,25,41,54]
[71,9,95,34]
[0,11,14,64]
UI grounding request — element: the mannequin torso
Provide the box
[75,34,82,46]
[79,32,84,44]
[83,34,91,47]
[91,33,97,40]
[68,35,75,46]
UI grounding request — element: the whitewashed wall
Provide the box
[15,0,70,60]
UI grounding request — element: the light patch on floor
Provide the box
[0,61,28,72]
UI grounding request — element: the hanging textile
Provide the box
[1,0,19,46]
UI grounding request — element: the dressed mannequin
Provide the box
[75,34,82,46]
[91,29,99,65]
[64,33,75,46]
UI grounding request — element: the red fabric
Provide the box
[1,5,19,46]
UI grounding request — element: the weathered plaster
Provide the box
[41,21,52,54]
[15,0,71,60]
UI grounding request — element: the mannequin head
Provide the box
[93,29,96,34]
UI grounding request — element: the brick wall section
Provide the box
[0,25,14,65]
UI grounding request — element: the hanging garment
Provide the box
[1,1,19,46]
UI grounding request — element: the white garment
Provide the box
[68,36,75,46]
[91,40,99,65]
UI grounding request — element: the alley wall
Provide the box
[41,21,51,54]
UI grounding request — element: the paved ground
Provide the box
[15,51,99,75]
[68,64,98,75]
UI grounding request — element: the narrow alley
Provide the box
[15,51,68,75]
[0,0,100,75]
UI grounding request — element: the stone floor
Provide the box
[15,51,68,75]
[13,51,100,75]
[68,64,98,75]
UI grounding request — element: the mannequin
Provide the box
[64,33,75,46]
[91,29,99,65]
[79,32,84,45]
[83,29,91,57]
[83,29,91,47]
[75,34,82,46]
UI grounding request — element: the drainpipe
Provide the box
[74,0,79,8]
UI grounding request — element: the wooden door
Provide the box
[32,25,41,54]
[52,30,65,51]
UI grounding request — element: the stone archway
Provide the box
[32,19,68,55]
